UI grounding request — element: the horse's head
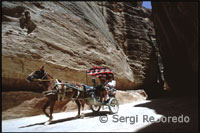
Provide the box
[26,66,46,82]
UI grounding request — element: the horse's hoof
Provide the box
[44,120,52,125]
[44,122,50,125]
[80,114,85,119]
[76,115,81,118]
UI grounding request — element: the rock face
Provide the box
[2,1,158,92]
[2,91,43,111]
[152,2,198,96]
[100,2,158,86]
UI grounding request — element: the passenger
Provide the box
[105,74,116,101]
[106,74,116,90]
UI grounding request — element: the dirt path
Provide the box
[2,97,197,132]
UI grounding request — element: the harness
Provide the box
[42,79,84,101]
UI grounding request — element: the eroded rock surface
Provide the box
[2,1,157,92]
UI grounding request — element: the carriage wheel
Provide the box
[108,97,119,114]
[91,105,101,113]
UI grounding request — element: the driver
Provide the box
[98,76,107,102]
[98,74,116,103]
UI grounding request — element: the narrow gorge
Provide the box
[2,2,198,131]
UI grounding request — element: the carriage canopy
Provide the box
[86,66,113,77]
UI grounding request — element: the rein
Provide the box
[32,71,84,100]
[41,79,84,99]
[34,79,54,82]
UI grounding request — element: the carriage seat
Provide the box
[81,84,95,91]
[81,84,96,97]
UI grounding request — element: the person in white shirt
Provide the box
[106,78,116,90]
[104,74,116,101]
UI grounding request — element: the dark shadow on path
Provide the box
[134,96,198,132]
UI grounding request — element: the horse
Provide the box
[26,66,88,124]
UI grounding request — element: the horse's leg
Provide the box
[78,99,84,111]
[49,99,56,121]
[75,99,81,118]
[43,100,50,117]
[81,100,86,118]
[81,100,85,111]
[44,99,55,125]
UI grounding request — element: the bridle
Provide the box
[33,71,54,82]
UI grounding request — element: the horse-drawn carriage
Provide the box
[84,66,119,114]
[49,66,119,114]
[26,66,119,124]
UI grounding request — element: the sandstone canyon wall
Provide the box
[2,2,159,93]
[2,2,198,120]
[152,2,198,96]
